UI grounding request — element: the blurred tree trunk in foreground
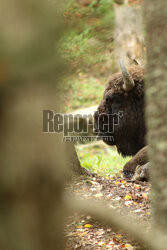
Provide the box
[0,1,68,249]
[144,0,167,235]
[0,88,67,250]
[0,0,90,248]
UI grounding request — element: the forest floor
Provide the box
[65,174,151,249]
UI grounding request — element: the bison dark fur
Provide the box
[131,162,150,182]
[123,146,148,179]
[94,64,148,179]
[94,65,146,156]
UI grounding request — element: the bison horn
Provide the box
[133,59,139,65]
[120,59,135,92]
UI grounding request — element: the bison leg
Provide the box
[131,162,150,182]
[123,146,148,179]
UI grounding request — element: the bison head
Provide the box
[94,60,146,157]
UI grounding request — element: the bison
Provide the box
[94,60,148,180]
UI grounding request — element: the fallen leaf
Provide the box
[142,193,149,199]
[125,201,133,206]
[133,194,143,200]
[115,234,123,238]
[125,243,133,249]
[134,209,142,213]
[97,229,105,235]
[98,241,106,246]
[84,224,92,228]
[113,237,120,243]
[134,184,141,190]
[121,180,126,184]
[107,241,114,246]
[124,195,132,200]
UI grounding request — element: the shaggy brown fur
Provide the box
[123,146,148,179]
[131,162,150,182]
[94,66,146,156]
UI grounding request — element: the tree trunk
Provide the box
[114,2,145,68]
[143,0,167,234]
[0,87,68,250]
[66,142,96,176]
[0,1,68,249]
[65,106,98,176]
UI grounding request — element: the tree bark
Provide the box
[0,1,67,249]
[114,2,145,68]
[143,0,167,233]
[66,142,96,176]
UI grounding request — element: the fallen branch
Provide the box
[65,196,167,250]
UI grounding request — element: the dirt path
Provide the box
[65,174,151,249]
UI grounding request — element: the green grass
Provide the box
[76,142,131,177]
